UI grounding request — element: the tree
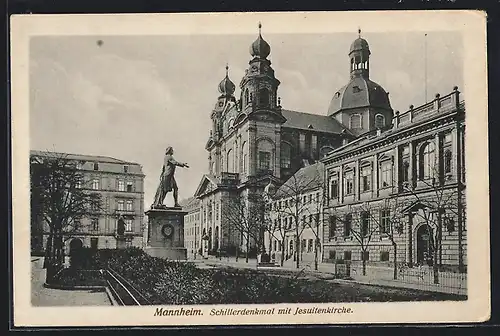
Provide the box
[401,161,465,284]
[270,163,324,269]
[30,151,103,282]
[221,192,266,263]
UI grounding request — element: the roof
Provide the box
[29,150,140,165]
[350,37,370,54]
[281,109,351,134]
[179,196,200,211]
[327,77,392,116]
[274,161,325,198]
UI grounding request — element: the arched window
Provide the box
[259,88,269,107]
[227,149,234,173]
[241,141,248,174]
[420,142,436,180]
[374,114,385,129]
[280,142,292,168]
[244,89,249,105]
[350,114,362,130]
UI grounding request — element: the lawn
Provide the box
[76,247,466,305]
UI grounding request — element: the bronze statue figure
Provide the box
[152,146,189,208]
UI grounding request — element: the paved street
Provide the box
[31,257,112,306]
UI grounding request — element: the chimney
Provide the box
[394,110,400,128]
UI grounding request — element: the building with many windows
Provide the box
[264,162,326,266]
[193,25,356,257]
[321,88,466,270]
[30,150,145,254]
[181,196,201,259]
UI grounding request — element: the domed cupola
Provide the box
[327,29,393,135]
[250,22,271,59]
[218,64,236,97]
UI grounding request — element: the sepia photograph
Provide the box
[11,11,489,326]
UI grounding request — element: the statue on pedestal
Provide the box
[152,146,189,209]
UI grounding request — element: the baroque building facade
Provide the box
[181,197,201,259]
[30,150,145,255]
[192,25,358,257]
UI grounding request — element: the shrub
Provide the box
[52,268,105,287]
[260,253,271,263]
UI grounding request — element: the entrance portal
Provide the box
[69,238,83,256]
[416,225,433,266]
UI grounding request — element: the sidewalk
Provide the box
[31,257,112,306]
[200,257,467,296]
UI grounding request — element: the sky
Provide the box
[29,31,463,208]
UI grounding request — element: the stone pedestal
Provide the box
[145,207,187,260]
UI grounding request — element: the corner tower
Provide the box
[328,29,393,136]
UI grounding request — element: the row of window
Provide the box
[272,192,321,210]
[348,114,385,130]
[273,213,321,230]
[185,226,200,237]
[327,210,395,239]
[269,238,318,253]
[83,179,135,192]
[116,199,135,212]
[329,136,455,199]
[79,162,130,173]
[186,213,200,223]
[80,218,133,232]
[327,250,390,262]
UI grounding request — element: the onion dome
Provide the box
[218,64,235,96]
[250,22,271,59]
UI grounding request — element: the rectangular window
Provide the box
[75,178,82,189]
[345,173,354,195]
[329,215,337,237]
[92,179,99,190]
[344,251,352,260]
[330,178,339,199]
[380,161,393,188]
[311,135,318,155]
[361,167,372,192]
[380,209,391,234]
[380,251,390,261]
[91,218,99,231]
[444,149,452,174]
[90,237,98,250]
[329,250,336,260]
[93,162,99,171]
[308,194,312,203]
[301,239,307,252]
[258,151,271,170]
[118,180,125,191]
[127,181,133,192]
[124,165,129,173]
[299,133,306,152]
[303,195,307,203]
[308,239,313,252]
[273,240,277,251]
[117,200,125,211]
[344,214,352,237]
[402,161,410,183]
[126,200,133,211]
[315,192,320,203]
[361,211,370,236]
[125,219,133,231]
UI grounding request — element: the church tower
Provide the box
[328,29,393,136]
[206,65,237,176]
[239,23,283,120]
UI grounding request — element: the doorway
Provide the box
[416,224,433,266]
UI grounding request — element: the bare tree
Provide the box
[221,192,266,263]
[402,161,465,283]
[271,163,324,269]
[30,151,103,282]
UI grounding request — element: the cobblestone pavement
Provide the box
[31,257,112,306]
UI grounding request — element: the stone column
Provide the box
[407,213,414,267]
[339,164,344,203]
[394,145,400,189]
[374,153,379,197]
[248,124,257,176]
[355,159,360,201]
[408,142,415,187]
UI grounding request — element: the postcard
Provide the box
[11,10,490,326]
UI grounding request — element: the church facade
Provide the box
[192,25,356,257]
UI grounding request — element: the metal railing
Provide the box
[103,268,151,306]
